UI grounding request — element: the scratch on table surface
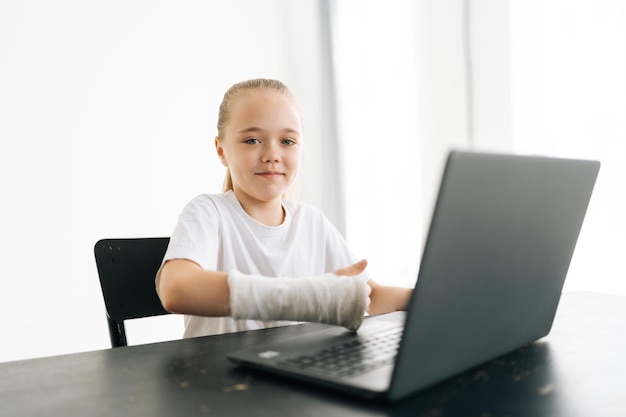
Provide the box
[222,383,250,393]
[538,384,554,395]
[418,407,443,417]
[473,370,490,382]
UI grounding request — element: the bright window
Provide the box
[332,0,422,288]
[510,0,626,295]
[333,0,626,295]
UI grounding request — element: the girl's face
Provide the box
[216,89,303,207]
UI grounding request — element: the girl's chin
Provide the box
[236,188,287,203]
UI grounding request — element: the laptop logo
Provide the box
[259,350,281,359]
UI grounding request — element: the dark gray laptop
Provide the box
[227,150,600,402]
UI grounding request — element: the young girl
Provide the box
[157,79,412,338]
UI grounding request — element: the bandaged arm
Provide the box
[228,271,370,332]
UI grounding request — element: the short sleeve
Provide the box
[163,195,221,271]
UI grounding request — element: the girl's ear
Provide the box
[215,137,228,167]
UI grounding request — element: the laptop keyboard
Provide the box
[278,327,403,379]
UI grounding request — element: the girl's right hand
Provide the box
[333,259,368,277]
[333,259,371,314]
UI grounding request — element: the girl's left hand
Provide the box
[367,278,413,315]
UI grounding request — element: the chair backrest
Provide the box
[94,237,170,347]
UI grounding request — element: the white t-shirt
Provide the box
[163,191,366,338]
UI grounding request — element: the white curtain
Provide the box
[331,0,626,295]
[331,0,425,288]
[510,0,626,295]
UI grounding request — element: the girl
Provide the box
[157,79,411,338]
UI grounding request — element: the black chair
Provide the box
[94,237,171,347]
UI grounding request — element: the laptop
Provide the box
[227,150,600,402]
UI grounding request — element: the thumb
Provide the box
[333,259,368,277]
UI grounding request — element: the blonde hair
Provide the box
[216,79,299,193]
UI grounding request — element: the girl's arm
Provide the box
[158,257,411,321]
[157,259,232,316]
[157,258,373,318]
[368,279,413,315]
[333,260,413,315]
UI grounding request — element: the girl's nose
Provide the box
[262,142,280,163]
[263,154,280,163]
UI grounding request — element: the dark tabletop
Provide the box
[1,291,624,417]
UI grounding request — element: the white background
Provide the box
[0,0,338,361]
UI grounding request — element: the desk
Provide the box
[1,291,624,417]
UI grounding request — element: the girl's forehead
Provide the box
[234,88,294,106]
[228,89,302,129]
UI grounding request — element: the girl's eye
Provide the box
[244,138,260,144]
[282,139,296,146]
